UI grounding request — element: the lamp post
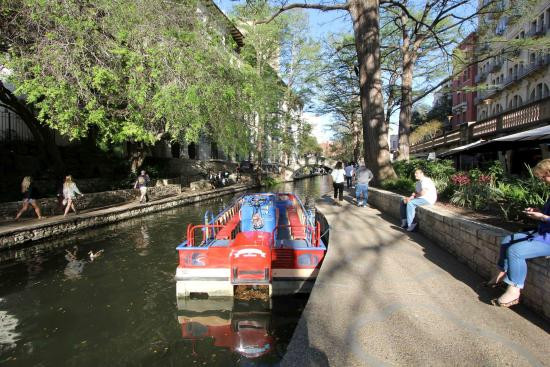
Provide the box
[447,115,453,130]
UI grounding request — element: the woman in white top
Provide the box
[63,175,83,216]
[330,161,346,203]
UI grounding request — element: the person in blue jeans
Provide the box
[355,166,373,207]
[487,159,550,307]
[400,169,437,232]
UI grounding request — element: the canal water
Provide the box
[0,176,332,366]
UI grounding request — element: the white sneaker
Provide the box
[407,223,417,232]
[401,219,407,227]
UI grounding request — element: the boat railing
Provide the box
[276,222,321,247]
[186,224,225,247]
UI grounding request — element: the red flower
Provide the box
[478,174,492,184]
[451,173,471,186]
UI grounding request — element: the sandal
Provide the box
[492,285,520,308]
[491,297,519,307]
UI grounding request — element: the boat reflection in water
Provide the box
[177,295,306,363]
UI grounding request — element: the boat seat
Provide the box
[287,208,306,240]
[210,239,231,247]
[277,239,307,249]
[216,215,240,239]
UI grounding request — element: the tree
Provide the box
[318,34,362,163]
[1,0,256,171]
[255,0,396,183]
[232,2,322,167]
[410,119,443,145]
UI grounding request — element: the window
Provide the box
[530,82,549,101]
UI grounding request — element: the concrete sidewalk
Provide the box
[282,192,550,367]
[0,184,255,249]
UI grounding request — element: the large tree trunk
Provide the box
[127,142,147,173]
[0,82,65,176]
[349,0,396,183]
[398,49,415,161]
[351,111,361,163]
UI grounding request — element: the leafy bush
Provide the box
[392,159,455,182]
[494,166,550,220]
[380,178,415,195]
[388,159,549,223]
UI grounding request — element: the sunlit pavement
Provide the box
[282,190,550,367]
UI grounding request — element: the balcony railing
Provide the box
[526,26,547,38]
[475,72,488,83]
[503,73,519,87]
[518,55,550,79]
[490,59,503,73]
[410,96,550,154]
[475,86,501,104]
[452,101,467,112]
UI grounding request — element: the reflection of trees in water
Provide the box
[0,308,19,352]
[26,254,44,279]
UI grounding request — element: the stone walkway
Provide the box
[0,184,254,249]
[282,191,550,367]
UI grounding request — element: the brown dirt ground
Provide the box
[434,201,535,233]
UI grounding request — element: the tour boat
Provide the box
[175,193,327,298]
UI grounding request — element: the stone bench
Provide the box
[0,184,181,220]
[368,186,550,320]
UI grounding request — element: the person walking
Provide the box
[63,175,83,216]
[344,162,355,189]
[330,162,345,204]
[485,158,550,307]
[399,169,437,232]
[134,170,150,204]
[15,176,43,220]
[355,166,374,207]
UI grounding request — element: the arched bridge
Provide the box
[281,156,337,179]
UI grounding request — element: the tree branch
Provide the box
[254,2,350,25]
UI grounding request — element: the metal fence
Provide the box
[0,109,34,143]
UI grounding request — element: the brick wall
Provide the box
[0,184,181,220]
[368,187,550,320]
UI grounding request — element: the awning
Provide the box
[439,125,550,157]
[439,140,485,157]
[491,125,550,142]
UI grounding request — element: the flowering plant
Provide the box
[451,173,471,186]
[477,174,492,185]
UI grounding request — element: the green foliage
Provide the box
[388,159,549,223]
[493,166,550,221]
[380,178,415,195]
[392,159,456,182]
[1,0,285,160]
[260,175,282,187]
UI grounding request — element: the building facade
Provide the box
[451,32,478,129]
[476,0,550,120]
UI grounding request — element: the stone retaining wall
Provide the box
[0,184,254,250]
[368,187,550,320]
[0,185,181,220]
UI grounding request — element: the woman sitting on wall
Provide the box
[487,158,550,307]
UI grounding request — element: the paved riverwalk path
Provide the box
[283,192,550,367]
[0,183,255,250]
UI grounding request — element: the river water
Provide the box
[0,176,332,366]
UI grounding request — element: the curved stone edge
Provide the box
[367,186,550,321]
[0,184,257,250]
